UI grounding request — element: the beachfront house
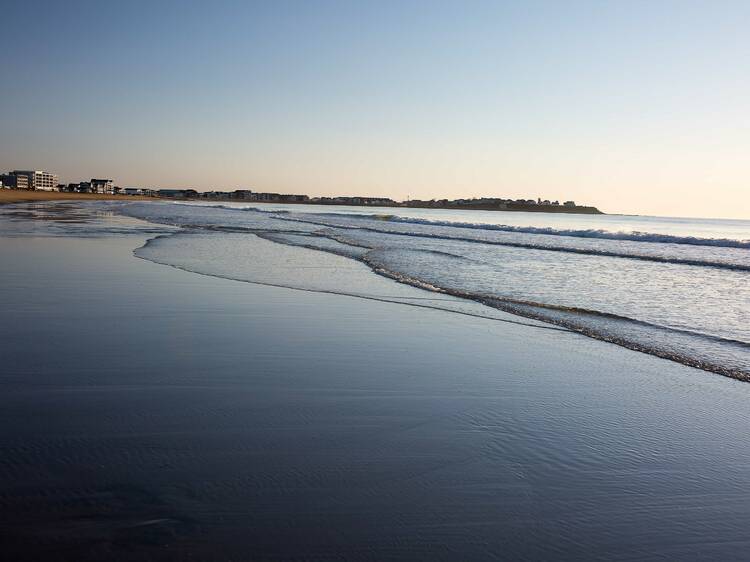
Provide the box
[91,179,114,194]
[278,194,309,202]
[158,189,185,198]
[232,190,254,200]
[157,189,199,199]
[202,191,230,199]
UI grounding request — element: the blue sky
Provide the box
[1,0,748,217]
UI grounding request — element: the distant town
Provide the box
[0,169,603,214]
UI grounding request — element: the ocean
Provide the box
[3,200,750,559]
[120,201,750,380]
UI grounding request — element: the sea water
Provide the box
[3,201,750,559]
[115,201,749,380]
[4,200,744,379]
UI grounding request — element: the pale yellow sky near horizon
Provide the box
[3,141,748,219]
[9,130,746,219]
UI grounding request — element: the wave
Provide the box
[176,203,294,215]
[134,233,566,334]
[361,253,750,382]
[177,203,750,249]
[119,202,750,381]
[172,201,750,249]
[169,202,750,259]
[276,215,750,272]
[271,211,749,249]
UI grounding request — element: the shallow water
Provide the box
[118,201,750,380]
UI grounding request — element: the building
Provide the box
[157,189,185,198]
[202,191,230,199]
[157,189,198,198]
[0,173,30,189]
[278,194,309,202]
[232,190,254,200]
[91,179,114,194]
[358,197,394,205]
[224,190,309,203]
[124,187,157,197]
[254,192,280,201]
[12,170,58,191]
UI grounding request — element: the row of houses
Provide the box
[192,191,395,205]
[0,175,308,202]
[60,179,116,194]
[144,189,311,202]
[0,170,121,195]
[202,190,309,202]
[310,196,396,206]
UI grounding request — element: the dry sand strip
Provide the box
[0,190,153,205]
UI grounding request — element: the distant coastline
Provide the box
[0,186,603,214]
[396,201,603,214]
[194,197,604,214]
[1,170,603,213]
[266,200,604,214]
[161,189,604,215]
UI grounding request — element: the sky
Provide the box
[1,0,748,218]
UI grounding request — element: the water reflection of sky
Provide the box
[0,201,175,237]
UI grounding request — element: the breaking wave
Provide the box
[380,215,750,248]
[201,205,750,247]
[120,202,750,382]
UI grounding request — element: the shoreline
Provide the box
[0,190,152,204]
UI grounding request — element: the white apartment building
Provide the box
[12,170,59,191]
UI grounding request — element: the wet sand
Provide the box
[2,220,750,560]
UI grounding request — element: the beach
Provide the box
[0,190,151,205]
[2,203,750,560]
